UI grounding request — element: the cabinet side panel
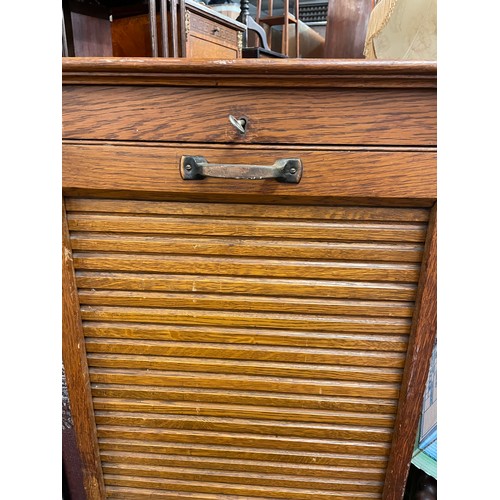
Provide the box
[382,205,437,500]
[63,200,106,499]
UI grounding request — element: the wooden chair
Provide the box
[255,0,299,56]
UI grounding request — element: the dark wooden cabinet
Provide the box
[62,59,436,500]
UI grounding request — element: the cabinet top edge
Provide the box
[62,58,437,88]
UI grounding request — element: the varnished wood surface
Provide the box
[92,385,399,411]
[63,144,436,201]
[62,202,105,500]
[98,438,390,467]
[65,198,430,221]
[62,61,436,498]
[63,196,431,498]
[76,273,418,301]
[62,58,437,88]
[97,425,392,455]
[186,9,242,59]
[382,205,437,500]
[99,449,386,478]
[105,486,380,499]
[324,0,372,59]
[103,477,383,499]
[101,461,385,491]
[63,86,436,146]
[69,13,113,57]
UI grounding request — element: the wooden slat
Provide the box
[101,462,384,492]
[94,411,393,442]
[85,339,406,368]
[78,290,414,317]
[73,253,420,283]
[97,425,391,455]
[92,398,395,427]
[99,450,386,479]
[83,322,410,351]
[71,232,424,263]
[98,438,389,468]
[88,353,404,383]
[65,198,430,222]
[89,368,400,399]
[91,385,398,413]
[103,474,382,499]
[67,213,427,243]
[76,272,418,301]
[80,306,411,334]
[105,484,276,499]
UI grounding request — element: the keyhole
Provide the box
[228,115,247,135]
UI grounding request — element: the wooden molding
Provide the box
[62,58,437,88]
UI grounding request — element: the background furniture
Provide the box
[63,58,436,500]
[323,0,372,58]
[255,0,299,55]
[63,0,245,58]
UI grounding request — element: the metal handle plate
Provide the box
[180,156,303,183]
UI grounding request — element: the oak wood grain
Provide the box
[85,338,406,367]
[62,201,106,500]
[89,368,400,399]
[62,58,437,89]
[80,305,412,334]
[103,474,382,498]
[62,60,436,498]
[63,144,436,201]
[76,272,418,301]
[68,215,427,243]
[382,205,437,500]
[92,398,395,426]
[83,321,410,349]
[101,462,384,492]
[78,290,415,317]
[65,198,430,222]
[63,85,435,146]
[74,254,420,284]
[105,485,277,499]
[98,438,389,467]
[91,385,399,413]
[87,354,404,383]
[96,426,392,455]
[65,195,429,497]
[99,450,386,479]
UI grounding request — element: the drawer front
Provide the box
[63,142,436,203]
[65,194,430,499]
[62,85,436,146]
[189,11,240,49]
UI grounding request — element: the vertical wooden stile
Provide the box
[382,204,437,500]
[62,200,106,500]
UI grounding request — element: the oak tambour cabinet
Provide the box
[62,59,437,500]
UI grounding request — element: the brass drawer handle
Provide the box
[180,156,303,183]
